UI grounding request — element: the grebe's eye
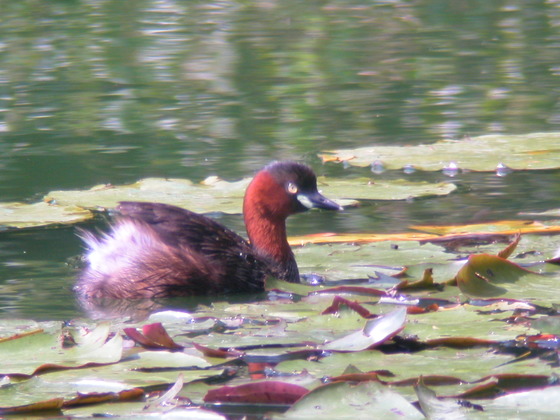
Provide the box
[287,182,298,194]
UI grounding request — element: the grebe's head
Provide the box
[244,161,342,220]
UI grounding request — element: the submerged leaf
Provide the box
[531,316,560,335]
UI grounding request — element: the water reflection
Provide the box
[2,1,560,199]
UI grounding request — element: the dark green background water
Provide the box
[1,0,560,319]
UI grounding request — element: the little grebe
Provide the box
[75,161,341,299]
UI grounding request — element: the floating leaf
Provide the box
[497,233,521,259]
[393,268,441,291]
[487,385,560,416]
[317,177,456,200]
[123,323,183,350]
[320,132,560,171]
[0,202,92,229]
[0,324,122,377]
[144,374,183,410]
[531,316,560,335]
[322,307,406,352]
[0,398,64,415]
[455,254,535,297]
[43,177,455,215]
[204,381,308,404]
[411,220,560,236]
[44,177,249,214]
[281,381,423,419]
[62,388,144,408]
[415,379,471,419]
[321,296,376,318]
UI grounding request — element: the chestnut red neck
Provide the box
[243,170,295,277]
[242,161,340,283]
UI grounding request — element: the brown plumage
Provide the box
[75,161,341,299]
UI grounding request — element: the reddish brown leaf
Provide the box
[63,388,144,407]
[248,362,277,380]
[322,296,376,318]
[0,328,44,344]
[289,231,437,245]
[123,323,183,350]
[329,372,382,383]
[0,398,63,414]
[31,361,120,376]
[545,256,560,264]
[497,233,521,259]
[142,323,183,349]
[192,342,243,358]
[123,327,161,348]
[393,268,440,291]
[313,286,386,296]
[204,381,308,404]
[406,303,441,314]
[474,373,552,391]
[388,375,463,387]
[451,380,501,399]
[518,333,560,349]
[425,337,499,349]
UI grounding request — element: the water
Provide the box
[1,0,560,319]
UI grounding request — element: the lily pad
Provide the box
[322,307,407,352]
[279,381,424,419]
[411,220,560,236]
[455,254,535,297]
[45,177,251,214]
[320,132,560,171]
[43,176,455,215]
[0,324,122,377]
[0,202,92,229]
[316,177,456,200]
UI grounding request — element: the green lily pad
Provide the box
[322,308,407,352]
[415,380,469,419]
[487,386,560,419]
[0,202,92,229]
[45,177,250,214]
[320,132,560,171]
[455,254,536,297]
[278,381,423,419]
[0,324,122,376]
[0,174,457,230]
[43,176,455,215]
